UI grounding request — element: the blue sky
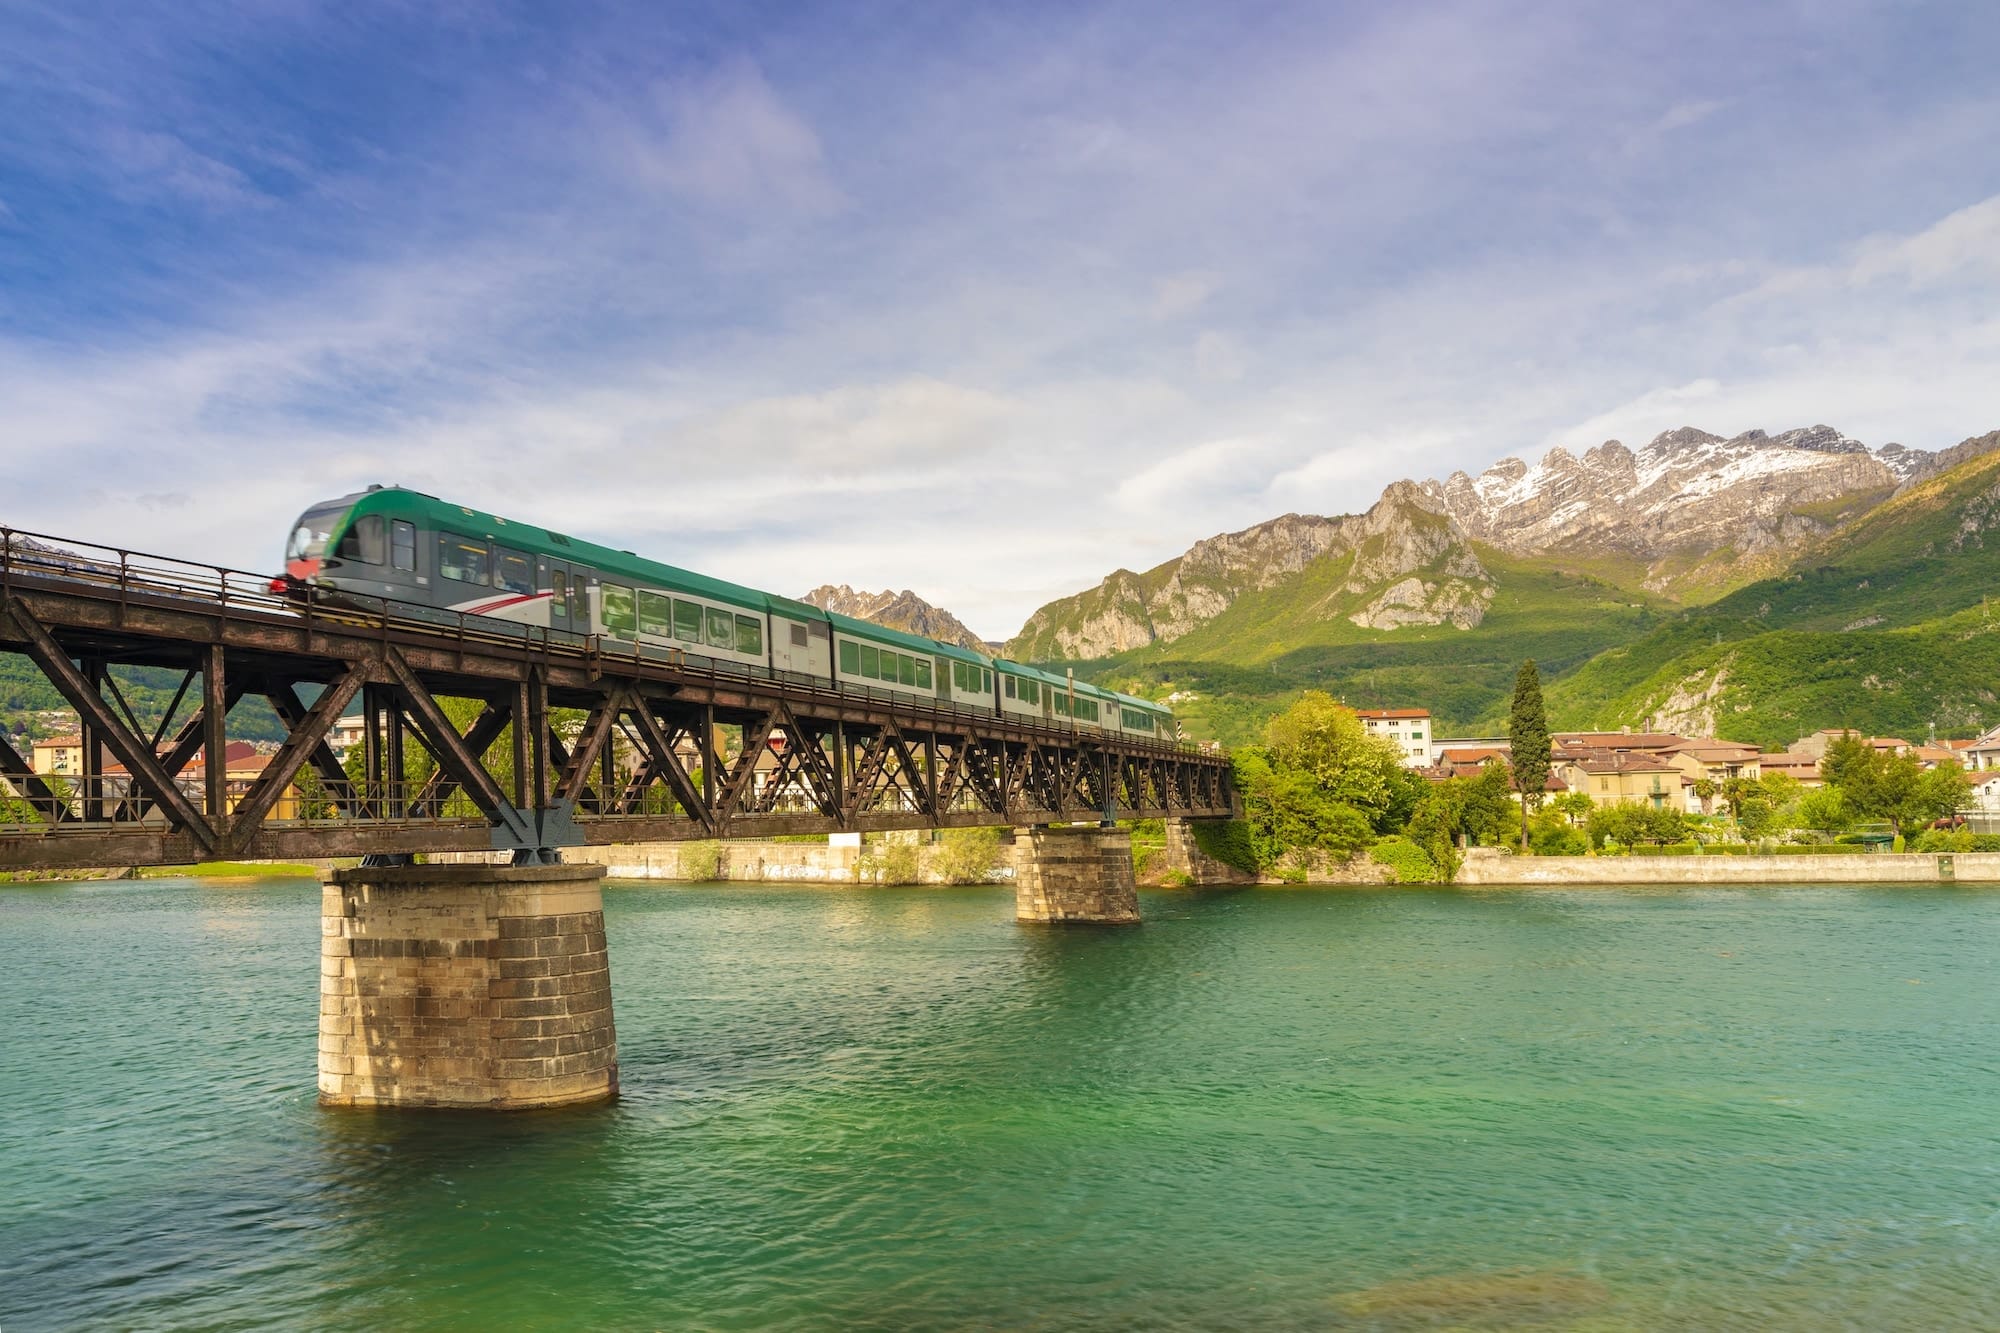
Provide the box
[4,0,1998,637]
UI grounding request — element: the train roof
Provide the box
[318,488,1007,671]
[822,611,990,665]
[340,487,781,615]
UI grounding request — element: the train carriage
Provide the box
[277,485,1177,741]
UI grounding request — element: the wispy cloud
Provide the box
[3,2,2000,637]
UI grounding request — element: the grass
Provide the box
[138,861,322,879]
[1075,547,1670,745]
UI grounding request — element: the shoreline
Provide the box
[13,845,2000,889]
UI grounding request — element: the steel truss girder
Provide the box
[0,558,1235,870]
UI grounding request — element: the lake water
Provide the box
[3,879,1998,1330]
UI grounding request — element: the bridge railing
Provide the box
[2,526,1217,763]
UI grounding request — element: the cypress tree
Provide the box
[1508,658,1551,850]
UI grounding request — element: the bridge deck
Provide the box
[0,528,1235,870]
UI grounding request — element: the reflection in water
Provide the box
[3,878,2000,1329]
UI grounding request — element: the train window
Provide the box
[705,607,733,649]
[439,533,490,584]
[391,521,417,572]
[839,640,859,675]
[494,547,534,595]
[735,615,762,657]
[860,645,879,679]
[1004,676,1016,699]
[672,599,702,642]
[1025,680,1040,706]
[601,585,637,636]
[550,570,568,614]
[790,623,808,649]
[984,669,992,692]
[337,515,387,565]
[898,655,916,686]
[637,591,672,638]
[915,660,932,689]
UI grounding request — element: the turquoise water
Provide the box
[3,880,1999,1330]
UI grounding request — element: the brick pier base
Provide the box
[1014,825,1141,925]
[319,863,618,1110]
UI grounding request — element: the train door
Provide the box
[936,656,952,703]
[540,558,586,636]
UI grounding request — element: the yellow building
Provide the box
[1560,752,1687,810]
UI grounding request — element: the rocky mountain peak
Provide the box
[1005,481,1492,660]
[799,584,993,652]
[1648,426,1725,452]
[1771,424,1867,455]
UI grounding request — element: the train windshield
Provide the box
[286,502,352,562]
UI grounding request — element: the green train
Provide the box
[278,486,1175,739]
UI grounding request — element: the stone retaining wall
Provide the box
[434,838,1020,885]
[1456,847,2000,885]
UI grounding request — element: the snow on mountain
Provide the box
[1424,425,1905,588]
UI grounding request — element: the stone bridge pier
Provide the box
[1013,825,1141,925]
[319,863,618,1110]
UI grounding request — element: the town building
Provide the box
[1756,753,1823,787]
[1658,738,1762,788]
[1557,750,1688,811]
[1354,708,1432,767]
[30,735,84,776]
[1962,724,2000,772]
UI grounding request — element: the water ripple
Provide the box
[4,879,2000,1329]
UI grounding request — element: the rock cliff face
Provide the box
[1003,423,2000,665]
[1006,483,1492,660]
[798,585,993,651]
[1421,425,1902,592]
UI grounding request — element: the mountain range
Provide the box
[987,423,2000,747]
[798,584,997,652]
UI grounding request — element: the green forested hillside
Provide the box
[1058,445,2000,748]
[0,653,286,741]
[1544,450,2000,744]
[1088,551,1668,744]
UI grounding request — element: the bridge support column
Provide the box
[319,863,618,1110]
[1014,825,1141,925]
[1165,817,1257,886]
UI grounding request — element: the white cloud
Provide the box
[1151,271,1220,320]
[1546,379,1724,452]
[1193,330,1246,383]
[1656,98,1725,133]
[624,59,842,216]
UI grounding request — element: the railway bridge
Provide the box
[1,528,1238,1110]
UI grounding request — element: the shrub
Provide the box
[858,840,922,885]
[1190,819,1258,875]
[1911,829,2000,854]
[934,827,1001,884]
[1369,836,1443,884]
[1528,814,1588,857]
[1276,866,1308,884]
[1627,843,1701,856]
[1160,868,1194,888]
[679,840,722,882]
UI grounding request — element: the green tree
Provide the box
[1234,750,1374,869]
[1691,777,1718,814]
[1263,692,1406,824]
[1793,785,1851,837]
[1550,789,1595,827]
[1507,658,1551,850]
[1837,747,1972,843]
[1588,802,1687,848]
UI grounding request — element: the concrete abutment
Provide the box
[1013,825,1141,924]
[319,863,618,1110]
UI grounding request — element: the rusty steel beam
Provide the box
[0,543,1235,869]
